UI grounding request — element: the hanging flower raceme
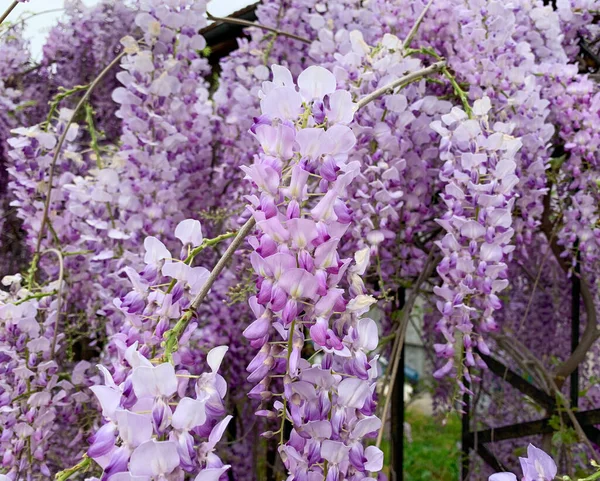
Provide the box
[88,343,232,480]
[309,28,455,290]
[6,110,115,345]
[540,68,600,274]
[8,0,218,361]
[0,25,37,276]
[242,63,383,480]
[430,97,522,384]
[0,274,95,477]
[87,219,233,480]
[7,110,83,257]
[41,0,135,141]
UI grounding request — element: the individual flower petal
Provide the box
[187,266,210,296]
[351,416,381,439]
[131,363,178,399]
[337,378,370,408]
[298,66,337,101]
[171,397,207,431]
[278,268,319,300]
[108,473,150,481]
[321,440,350,464]
[460,221,486,240]
[356,318,379,351]
[364,446,384,471]
[201,415,233,453]
[271,65,294,87]
[150,72,180,96]
[130,440,179,477]
[302,420,332,440]
[327,90,356,124]
[175,219,203,247]
[261,87,303,120]
[194,466,231,481]
[489,474,517,481]
[473,96,492,116]
[207,345,229,373]
[90,386,121,420]
[520,444,557,481]
[115,409,153,448]
[253,123,296,159]
[143,237,171,266]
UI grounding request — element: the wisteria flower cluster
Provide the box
[0,274,93,477]
[243,64,384,480]
[431,98,522,382]
[0,0,599,478]
[88,343,232,480]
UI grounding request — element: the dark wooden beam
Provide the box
[465,409,600,444]
[479,353,555,411]
[391,288,406,481]
[475,444,507,473]
[201,4,259,69]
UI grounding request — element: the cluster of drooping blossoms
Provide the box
[104,217,240,384]
[0,25,41,277]
[86,219,233,480]
[106,218,210,370]
[5,109,105,342]
[430,97,522,383]
[308,28,454,285]
[6,110,87,283]
[6,0,216,344]
[209,0,317,221]
[242,64,383,480]
[540,67,600,275]
[88,344,232,480]
[112,0,214,226]
[425,0,554,248]
[0,274,96,477]
[41,0,135,141]
[556,0,600,60]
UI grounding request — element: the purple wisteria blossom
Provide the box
[243,63,384,480]
[489,444,557,481]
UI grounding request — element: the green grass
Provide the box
[381,410,461,481]
[405,410,461,481]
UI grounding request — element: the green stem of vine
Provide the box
[165,230,237,295]
[160,218,256,362]
[442,66,473,118]
[279,319,296,446]
[54,456,92,481]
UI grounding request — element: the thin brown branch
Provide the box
[402,0,435,50]
[555,277,599,383]
[206,12,312,44]
[32,52,125,267]
[357,61,446,110]
[0,1,18,26]
[190,217,255,312]
[518,224,559,332]
[42,248,65,358]
[494,334,552,396]
[161,217,256,359]
[13,62,44,77]
[0,7,64,37]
